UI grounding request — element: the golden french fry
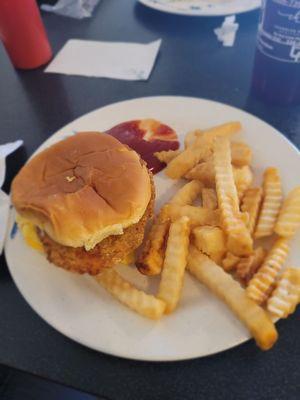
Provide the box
[154,150,181,164]
[193,226,226,264]
[187,247,278,350]
[212,138,240,213]
[95,269,166,319]
[137,181,202,276]
[170,180,203,206]
[222,252,240,271]
[187,176,251,203]
[233,166,253,200]
[136,217,169,276]
[275,187,300,238]
[241,188,263,235]
[166,122,241,180]
[255,168,283,238]
[201,121,242,144]
[184,129,202,148]
[213,137,253,256]
[122,252,135,265]
[185,160,215,187]
[163,204,220,227]
[240,211,250,226]
[202,188,218,210]
[165,136,211,180]
[186,163,253,198]
[246,238,290,305]
[236,247,267,284]
[184,122,242,162]
[231,141,253,167]
[267,267,300,318]
[158,217,190,313]
[139,180,200,276]
[187,141,252,168]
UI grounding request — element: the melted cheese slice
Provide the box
[16,215,44,252]
[16,214,136,264]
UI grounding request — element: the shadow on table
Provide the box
[2,70,75,193]
[16,70,74,140]
[0,364,105,400]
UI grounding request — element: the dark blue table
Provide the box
[0,1,299,399]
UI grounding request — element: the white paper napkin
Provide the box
[214,16,239,47]
[45,39,162,80]
[0,140,23,254]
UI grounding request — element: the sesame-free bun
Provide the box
[12,132,152,250]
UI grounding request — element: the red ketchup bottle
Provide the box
[0,0,52,69]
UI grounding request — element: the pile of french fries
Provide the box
[96,122,300,351]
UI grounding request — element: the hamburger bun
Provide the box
[12,132,152,251]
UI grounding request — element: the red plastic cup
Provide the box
[0,0,52,69]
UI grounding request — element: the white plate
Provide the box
[5,96,300,361]
[138,0,261,16]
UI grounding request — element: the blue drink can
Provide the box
[252,0,300,105]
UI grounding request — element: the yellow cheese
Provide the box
[16,215,136,260]
[16,215,44,252]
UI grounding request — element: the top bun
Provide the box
[12,132,152,250]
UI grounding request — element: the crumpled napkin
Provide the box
[41,0,100,19]
[214,15,239,47]
[45,39,162,80]
[0,140,23,254]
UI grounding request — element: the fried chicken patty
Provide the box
[39,179,154,275]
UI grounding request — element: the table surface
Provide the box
[1,1,300,399]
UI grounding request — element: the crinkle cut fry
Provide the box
[233,166,253,201]
[255,167,283,238]
[236,247,266,284]
[187,247,278,350]
[213,136,253,256]
[246,239,290,305]
[137,180,202,275]
[136,217,169,276]
[241,188,263,235]
[275,186,300,238]
[158,216,190,313]
[267,267,300,318]
[95,269,166,319]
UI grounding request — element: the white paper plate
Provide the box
[138,0,261,16]
[5,96,300,361]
